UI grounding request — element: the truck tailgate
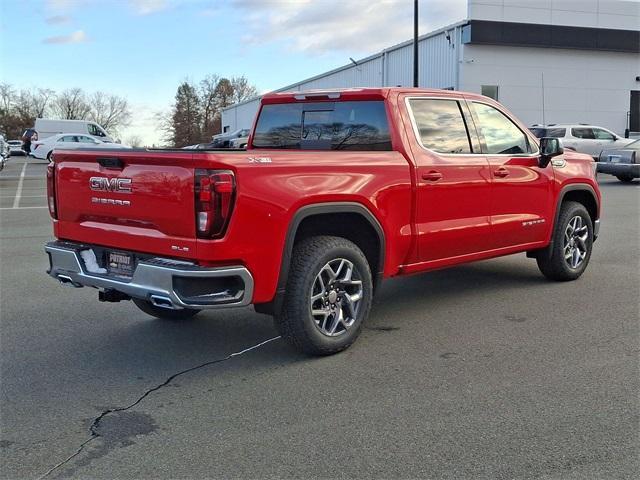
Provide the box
[53,150,198,258]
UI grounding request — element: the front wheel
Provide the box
[274,236,373,356]
[616,175,635,183]
[132,298,200,320]
[536,201,593,281]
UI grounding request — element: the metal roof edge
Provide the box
[222,19,468,113]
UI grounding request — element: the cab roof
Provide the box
[261,87,479,104]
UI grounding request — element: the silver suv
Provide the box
[530,124,634,159]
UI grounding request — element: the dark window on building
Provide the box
[473,102,532,154]
[571,127,595,139]
[253,101,392,150]
[408,98,472,154]
[481,85,499,101]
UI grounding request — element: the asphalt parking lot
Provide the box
[1,155,638,479]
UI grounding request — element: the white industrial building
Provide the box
[222,0,640,137]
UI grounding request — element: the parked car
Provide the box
[229,136,249,149]
[44,87,600,356]
[597,138,639,182]
[34,119,113,142]
[530,124,634,159]
[31,134,131,161]
[211,128,250,148]
[0,135,8,172]
[0,135,10,159]
[7,140,25,156]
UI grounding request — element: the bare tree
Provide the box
[231,76,259,103]
[0,83,15,114]
[52,88,91,120]
[88,91,131,133]
[200,74,221,139]
[125,135,144,147]
[31,88,55,118]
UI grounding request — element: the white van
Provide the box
[34,119,113,142]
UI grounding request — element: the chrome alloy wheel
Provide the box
[564,215,589,269]
[310,258,363,337]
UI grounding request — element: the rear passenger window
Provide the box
[252,101,392,150]
[408,99,472,154]
[571,128,595,139]
[472,102,532,155]
[547,128,566,137]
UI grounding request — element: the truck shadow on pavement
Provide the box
[29,259,552,478]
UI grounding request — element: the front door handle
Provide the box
[422,170,443,182]
[493,167,509,178]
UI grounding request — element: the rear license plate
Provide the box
[609,155,622,163]
[107,251,134,277]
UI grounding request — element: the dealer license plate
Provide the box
[107,251,134,277]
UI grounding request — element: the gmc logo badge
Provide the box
[90,177,132,193]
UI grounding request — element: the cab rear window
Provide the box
[530,127,566,138]
[252,101,392,150]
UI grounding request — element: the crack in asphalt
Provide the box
[36,335,281,480]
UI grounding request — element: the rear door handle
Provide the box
[422,171,443,182]
[493,167,509,178]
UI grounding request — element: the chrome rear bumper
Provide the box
[45,241,253,309]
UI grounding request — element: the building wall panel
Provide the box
[459,44,638,133]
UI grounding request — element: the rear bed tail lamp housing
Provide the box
[46,159,57,219]
[194,169,235,238]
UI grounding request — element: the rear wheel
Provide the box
[616,174,635,183]
[274,236,373,356]
[132,298,200,320]
[536,201,593,281]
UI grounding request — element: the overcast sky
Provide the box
[1,0,467,144]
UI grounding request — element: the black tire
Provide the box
[536,201,593,281]
[616,175,635,183]
[274,236,373,356]
[46,151,52,161]
[132,298,200,320]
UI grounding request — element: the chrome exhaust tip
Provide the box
[149,294,176,309]
[57,274,83,288]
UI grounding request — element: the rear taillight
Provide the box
[46,160,57,219]
[194,169,235,238]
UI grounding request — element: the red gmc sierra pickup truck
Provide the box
[45,88,601,355]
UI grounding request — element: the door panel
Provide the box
[486,155,553,247]
[404,97,493,262]
[469,101,554,249]
[570,127,598,157]
[415,157,493,260]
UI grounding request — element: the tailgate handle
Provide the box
[97,157,124,170]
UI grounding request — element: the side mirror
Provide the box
[539,137,563,168]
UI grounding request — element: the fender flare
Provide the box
[554,183,599,224]
[549,183,600,247]
[254,202,386,315]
